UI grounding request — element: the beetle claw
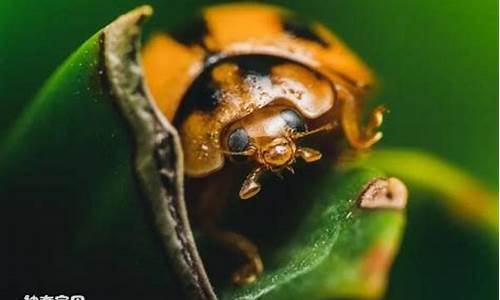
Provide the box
[239,166,265,199]
[232,256,264,285]
[240,179,261,199]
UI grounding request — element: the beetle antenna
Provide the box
[222,147,256,156]
[292,122,337,140]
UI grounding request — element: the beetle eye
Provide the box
[280,109,307,132]
[227,128,250,153]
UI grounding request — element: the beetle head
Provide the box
[258,136,296,169]
[222,105,334,199]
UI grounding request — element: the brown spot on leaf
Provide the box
[362,243,397,297]
[358,177,408,209]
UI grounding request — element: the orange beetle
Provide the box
[142,3,385,285]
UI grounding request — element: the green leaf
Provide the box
[0,8,184,298]
[212,168,405,300]
[345,149,498,300]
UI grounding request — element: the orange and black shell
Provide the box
[142,3,374,177]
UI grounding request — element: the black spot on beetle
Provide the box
[233,55,286,77]
[283,18,328,47]
[170,16,209,46]
[185,74,220,109]
[173,69,221,126]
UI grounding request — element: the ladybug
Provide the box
[141,3,385,285]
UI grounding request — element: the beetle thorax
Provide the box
[222,105,304,168]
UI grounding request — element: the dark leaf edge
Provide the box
[101,6,216,300]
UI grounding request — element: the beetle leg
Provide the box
[198,168,264,285]
[239,166,265,199]
[206,228,264,285]
[338,86,385,149]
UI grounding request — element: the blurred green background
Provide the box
[0,0,497,299]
